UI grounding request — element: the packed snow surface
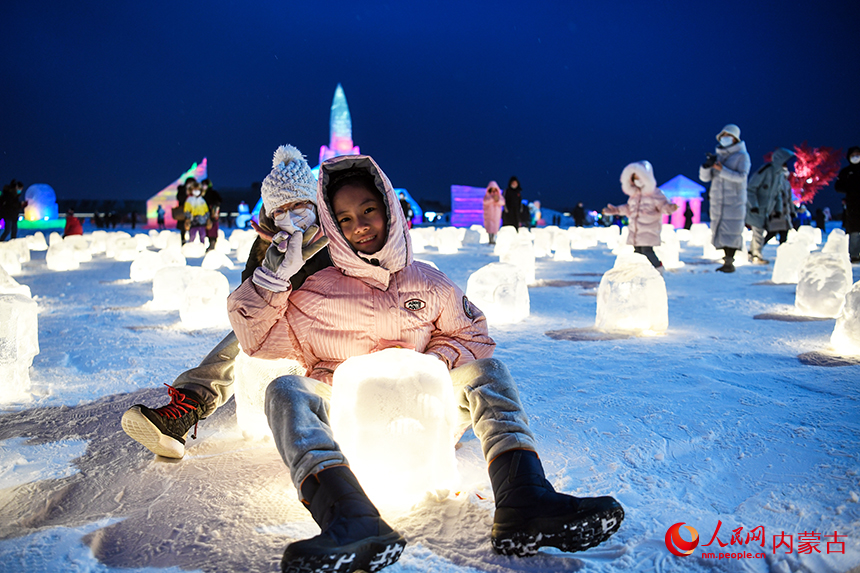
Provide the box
[0,224,858,573]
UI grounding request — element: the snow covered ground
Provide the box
[1,224,859,573]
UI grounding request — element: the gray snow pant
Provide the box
[264,357,538,499]
[173,331,239,418]
[749,226,765,258]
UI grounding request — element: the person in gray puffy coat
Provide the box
[745,147,796,263]
[700,124,751,273]
[603,160,678,271]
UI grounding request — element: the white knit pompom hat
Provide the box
[260,144,317,214]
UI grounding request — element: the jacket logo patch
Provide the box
[463,296,475,319]
[404,298,426,311]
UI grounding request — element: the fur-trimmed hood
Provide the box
[317,155,413,290]
[620,161,658,196]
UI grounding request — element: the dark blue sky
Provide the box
[2,1,858,213]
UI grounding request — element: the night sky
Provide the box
[2,1,858,214]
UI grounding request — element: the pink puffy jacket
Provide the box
[610,161,676,247]
[227,155,495,385]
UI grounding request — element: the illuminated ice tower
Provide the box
[319,83,360,165]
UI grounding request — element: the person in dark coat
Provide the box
[572,202,586,227]
[0,180,25,242]
[683,202,694,229]
[835,146,860,262]
[502,176,522,229]
[202,179,222,251]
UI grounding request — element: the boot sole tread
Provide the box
[491,506,624,557]
[121,407,186,459]
[281,532,405,573]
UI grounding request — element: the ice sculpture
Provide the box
[145,158,207,229]
[797,225,821,246]
[181,241,207,259]
[151,266,193,310]
[319,83,360,165]
[688,223,711,247]
[500,240,536,284]
[0,294,39,403]
[159,247,186,268]
[0,264,30,297]
[0,246,21,275]
[48,232,62,247]
[112,238,139,262]
[23,184,58,222]
[129,251,165,282]
[821,228,849,258]
[436,227,461,254]
[493,226,519,257]
[329,348,459,507]
[201,250,235,270]
[88,230,108,254]
[179,268,230,329]
[772,241,811,284]
[7,238,30,264]
[27,232,48,251]
[551,230,573,261]
[795,253,853,318]
[596,253,668,334]
[532,228,552,258]
[465,262,529,324]
[408,228,426,254]
[45,242,80,271]
[64,235,92,262]
[234,348,304,440]
[462,228,481,245]
[831,281,860,355]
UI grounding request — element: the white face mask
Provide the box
[192,190,201,197]
[851,156,860,165]
[273,205,316,233]
[719,136,736,147]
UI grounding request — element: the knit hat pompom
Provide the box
[261,144,317,215]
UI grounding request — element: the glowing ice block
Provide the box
[500,240,536,285]
[179,268,230,329]
[129,250,165,282]
[795,252,853,318]
[466,262,529,324]
[234,348,304,440]
[831,280,860,355]
[45,242,80,271]
[329,348,459,508]
[0,264,30,297]
[0,294,39,403]
[596,254,668,334]
[772,241,811,284]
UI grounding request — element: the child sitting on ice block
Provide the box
[227,152,625,573]
[603,160,678,272]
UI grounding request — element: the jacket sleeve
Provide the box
[227,278,305,364]
[835,168,847,193]
[423,277,496,369]
[719,153,751,184]
[615,203,631,216]
[746,170,763,209]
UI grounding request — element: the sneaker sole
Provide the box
[492,506,624,557]
[121,406,186,459]
[281,533,405,573]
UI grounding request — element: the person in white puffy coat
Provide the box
[603,160,678,271]
[699,124,751,272]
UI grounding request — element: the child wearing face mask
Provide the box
[183,179,210,245]
[602,161,678,272]
[227,154,624,573]
[121,145,331,460]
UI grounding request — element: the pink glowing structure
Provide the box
[659,174,705,228]
[146,158,207,229]
[450,185,486,227]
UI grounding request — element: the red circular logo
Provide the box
[665,522,699,556]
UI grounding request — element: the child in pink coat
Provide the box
[603,161,678,271]
[482,181,505,244]
[227,154,624,573]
